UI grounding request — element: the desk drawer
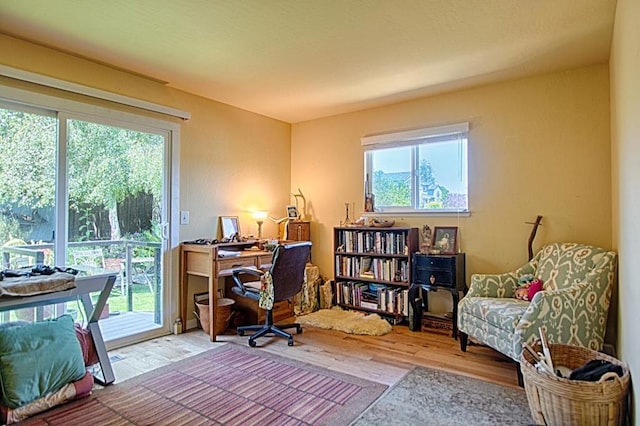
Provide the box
[218,257,257,276]
[258,254,273,270]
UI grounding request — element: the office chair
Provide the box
[231,241,312,347]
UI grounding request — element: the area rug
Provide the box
[21,344,387,425]
[353,366,534,426]
[296,308,392,335]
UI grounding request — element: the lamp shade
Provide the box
[253,211,268,221]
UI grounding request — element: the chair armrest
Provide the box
[231,267,264,294]
[514,281,606,353]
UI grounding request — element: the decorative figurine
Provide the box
[420,224,432,254]
[291,188,308,221]
[341,202,353,226]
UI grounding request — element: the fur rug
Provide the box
[297,307,392,335]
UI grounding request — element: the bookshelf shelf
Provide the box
[333,226,418,320]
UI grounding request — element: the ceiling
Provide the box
[0,0,617,123]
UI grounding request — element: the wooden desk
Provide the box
[180,243,272,341]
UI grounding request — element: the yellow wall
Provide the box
[610,0,639,422]
[292,64,612,314]
[0,34,292,324]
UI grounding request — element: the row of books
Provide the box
[335,255,409,282]
[336,230,408,255]
[335,281,409,316]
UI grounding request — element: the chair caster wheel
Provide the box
[238,331,245,336]
[249,339,257,347]
[288,339,294,346]
[296,327,302,334]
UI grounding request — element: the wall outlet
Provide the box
[180,210,190,225]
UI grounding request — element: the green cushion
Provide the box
[0,315,86,408]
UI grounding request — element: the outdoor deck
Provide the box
[99,311,160,341]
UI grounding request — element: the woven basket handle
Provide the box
[598,371,622,385]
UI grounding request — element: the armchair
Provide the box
[231,241,311,347]
[458,243,616,382]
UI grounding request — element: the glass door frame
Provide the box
[1,85,181,349]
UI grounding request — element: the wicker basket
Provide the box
[521,343,629,426]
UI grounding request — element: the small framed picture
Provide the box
[286,205,299,220]
[432,226,458,254]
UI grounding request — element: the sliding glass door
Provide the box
[66,117,167,343]
[0,100,172,346]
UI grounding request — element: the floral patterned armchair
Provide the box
[457,243,617,380]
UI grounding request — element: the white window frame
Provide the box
[362,122,469,215]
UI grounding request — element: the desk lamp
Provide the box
[253,211,268,239]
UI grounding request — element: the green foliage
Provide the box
[373,159,437,208]
[103,285,155,314]
[0,109,56,209]
[0,216,25,245]
[419,160,436,189]
[372,170,410,206]
[67,119,163,209]
[1,107,164,241]
[76,206,96,241]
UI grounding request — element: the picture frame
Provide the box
[286,205,299,220]
[219,216,240,241]
[432,226,458,254]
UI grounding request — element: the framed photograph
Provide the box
[286,205,299,220]
[219,216,240,241]
[432,226,458,254]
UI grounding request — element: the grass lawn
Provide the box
[103,284,155,314]
[62,285,155,321]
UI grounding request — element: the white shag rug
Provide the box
[297,307,392,336]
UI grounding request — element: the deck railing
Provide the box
[1,240,162,323]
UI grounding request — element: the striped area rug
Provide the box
[22,344,387,425]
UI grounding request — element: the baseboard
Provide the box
[186,318,199,331]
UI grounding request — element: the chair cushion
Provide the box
[459,297,529,333]
[0,315,85,409]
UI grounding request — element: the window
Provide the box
[363,123,468,213]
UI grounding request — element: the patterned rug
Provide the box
[353,366,534,426]
[22,344,387,425]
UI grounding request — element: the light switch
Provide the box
[180,210,190,225]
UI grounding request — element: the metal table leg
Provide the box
[79,275,116,386]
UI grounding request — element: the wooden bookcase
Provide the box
[333,226,418,322]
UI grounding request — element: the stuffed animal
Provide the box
[515,274,543,301]
[515,285,530,300]
[527,277,543,300]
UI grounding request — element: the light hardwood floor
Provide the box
[108,322,521,390]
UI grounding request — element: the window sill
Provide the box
[361,211,471,218]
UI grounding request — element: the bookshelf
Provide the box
[333,226,418,321]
